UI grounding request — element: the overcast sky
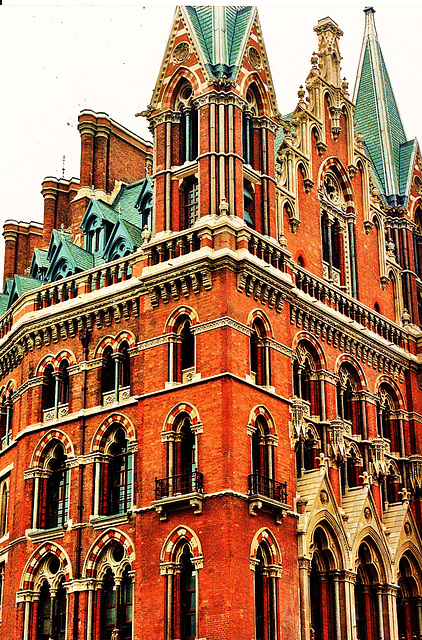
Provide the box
[0,1,421,276]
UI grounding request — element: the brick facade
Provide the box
[0,6,421,640]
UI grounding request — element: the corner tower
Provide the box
[141,6,280,237]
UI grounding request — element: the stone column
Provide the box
[298,557,312,640]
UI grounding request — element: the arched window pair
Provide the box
[94,425,133,517]
[168,315,195,385]
[156,414,202,499]
[101,341,131,404]
[33,441,69,530]
[33,555,67,640]
[340,443,363,495]
[250,318,271,387]
[42,361,70,420]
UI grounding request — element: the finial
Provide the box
[118,203,122,219]
[60,223,65,238]
[62,155,65,179]
[141,225,151,243]
[219,198,229,216]
[91,185,95,198]
[402,309,411,325]
[341,77,349,96]
[298,85,306,104]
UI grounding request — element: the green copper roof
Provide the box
[353,7,414,206]
[184,6,255,78]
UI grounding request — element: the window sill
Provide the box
[151,491,204,521]
[90,512,130,529]
[26,526,66,542]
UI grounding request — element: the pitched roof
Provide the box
[183,6,255,79]
[353,7,415,206]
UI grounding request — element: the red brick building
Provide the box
[0,6,421,640]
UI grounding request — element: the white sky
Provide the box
[0,1,421,278]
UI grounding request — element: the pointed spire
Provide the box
[353,7,410,206]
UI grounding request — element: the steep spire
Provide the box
[183,6,255,79]
[353,7,416,206]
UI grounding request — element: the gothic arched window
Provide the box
[183,178,199,228]
[254,542,278,640]
[250,318,270,387]
[169,315,196,384]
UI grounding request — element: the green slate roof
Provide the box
[353,7,416,206]
[184,6,255,79]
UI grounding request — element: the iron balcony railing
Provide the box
[155,470,204,500]
[248,473,287,504]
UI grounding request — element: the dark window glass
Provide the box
[180,545,196,640]
[109,429,132,515]
[184,180,199,228]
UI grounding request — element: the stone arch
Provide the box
[83,528,135,579]
[319,156,355,214]
[163,67,201,111]
[161,525,203,566]
[94,335,118,358]
[334,354,367,390]
[250,528,281,568]
[91,413,136,452]
[374,375,405,410]
[31,430,74,468]
[248,405,277,436]
[394,543,422,589]
[36,355,55,377]
[164,305,199,334]
[115,330,136,349]
[292,331,326,370]
[0,379,16,401]
[163,402,201,433]
[54,350,76,370]
[247,309,273,338]
[305,512,349,570]
[20,542,72,591]
[240,73,272,118]
[352,528,392,584]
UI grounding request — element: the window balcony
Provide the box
[153,471,204,521]
[248,473,289,524]
[155,470,203,499]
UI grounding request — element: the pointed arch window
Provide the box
[396,554,422,639]
[175,82,198,165]
[250,318,271,387]
[168,315,196,385]
[254,542,279,640]
[162,539,200,640]
[248,417,285,503]
[0,476,9,538]
[309,528,342,640]
[336,364,363,437]
[413,206,422,279]
[0,389,13,448]
[101,346,115,395]
[355,541,386,640]
[43,444,69,530]
[96,426,133,517]
[156,415,203,500]
[377,383,404,456]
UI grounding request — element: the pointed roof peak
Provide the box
[353,6,412,206]
[183,5,255,79]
